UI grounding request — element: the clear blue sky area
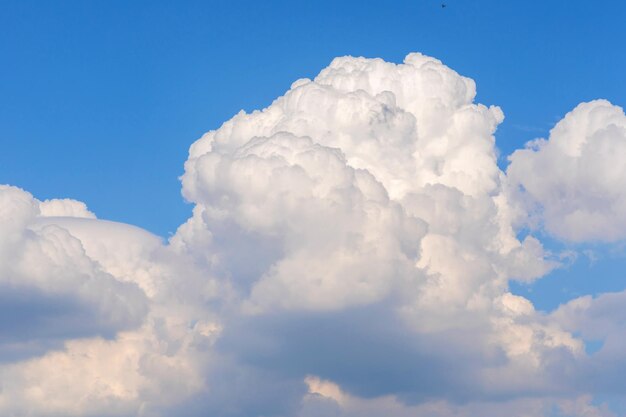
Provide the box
[1,0,625,310]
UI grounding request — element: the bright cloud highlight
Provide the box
[508,99,626,242]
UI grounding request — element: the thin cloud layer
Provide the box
[0,53,624,416]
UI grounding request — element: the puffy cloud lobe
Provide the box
[507,100,626,242]
[180,53,543,311]
[39,198,97,219]
[185,54,504,201]
[0,186,221,415]
[0,186,147,355]
[187,132,426,311]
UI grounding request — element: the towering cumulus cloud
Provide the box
[1,53,624,416]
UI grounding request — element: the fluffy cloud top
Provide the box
[1,53,625,417]
[39,198,97,219]
[508,100,626,242]
[174,52,574,411]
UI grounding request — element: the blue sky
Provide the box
[2,2,626,415]
[2,0,624,236]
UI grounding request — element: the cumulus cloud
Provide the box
[39,198,97,219]
[1,53,624,416]
[507,100,626,242]
[173,52,573,414]
[0,185,221,415]
[0,186,147,359]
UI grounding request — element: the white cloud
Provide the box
[507,100,626,242]
[178,53,546,314]
[39,198,97,219]
[1,53,625,416]
[0,185,221,416]
[173,52,574,414]
[0,186,147,349]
